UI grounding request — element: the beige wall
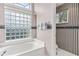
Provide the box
[32,14,37,38]
[31,4,37,38]
[0,4,5,43]
[34,3,56,55]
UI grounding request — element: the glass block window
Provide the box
[13,3,32,10]
[5,8,32,40]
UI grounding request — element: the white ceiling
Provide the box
[56,3,64,7]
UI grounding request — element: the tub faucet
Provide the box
[1,50,7,56]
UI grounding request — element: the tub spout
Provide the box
[1,50,7,56]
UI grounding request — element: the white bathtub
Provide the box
[0,39,45,56]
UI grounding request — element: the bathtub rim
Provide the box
[0,38,34,47]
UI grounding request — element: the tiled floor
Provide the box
[56,48,76,56]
